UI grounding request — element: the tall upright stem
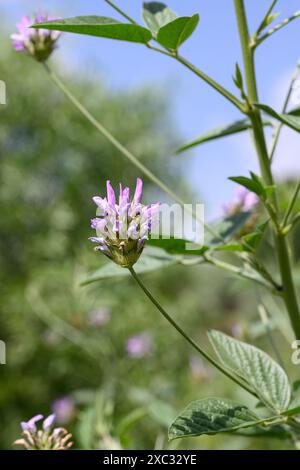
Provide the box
[234,0,300,339]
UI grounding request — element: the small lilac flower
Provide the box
[189,356,213,381]
[43,413,56,430]
[87,308,111,327]
[224,186,258,215]
[11,14,61,62]
[52,397,75,425]
[231,322,244,339]
[90,178,160,268]
[14,413,73,450]
[126,332,153,358]
[21,414,43,432]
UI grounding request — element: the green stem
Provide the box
[175,55,244,111]
[270,61,300,163]
[104,0,138,24]
[204,254,281,294]
[129,266,257,397]
[43,62,222,239]
[255,0,278,38]
[257,10,300,46]
[234,0,300,339]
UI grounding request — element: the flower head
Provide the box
[126,332,153,358]
[90,178,160,268]
[14,413,73,450]
[11,14,61,62]
[224,186,258,216]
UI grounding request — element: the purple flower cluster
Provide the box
[14,413,73,450]
[126,332,153,358]
[224,186,258,215]
[90,178,160,267]
[11,14,61,62]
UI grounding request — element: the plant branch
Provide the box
[203,253,281,295]
[255,0,278,38]
[104,0,138,24]
[233,0,300,339]
[104,0,244,111]
[43,62,223,239]
[175,54,245,111]
[129,266,258,397]
[282,182,300,228]
[257,10,300,46]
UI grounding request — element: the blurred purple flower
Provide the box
[87,308,111,328]
[126,333,153,359]
[224,186,258,215]
[11,14,61,62]
[90,178,160,267]
[52,397,75,425]
[189,356,213,381]
[231,322,244,339]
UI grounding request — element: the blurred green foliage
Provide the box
[0,41,299,450]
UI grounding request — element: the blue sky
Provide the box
[2,0,300,217]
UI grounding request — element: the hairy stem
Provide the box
[129,266,257,397]
[234,0,300,339]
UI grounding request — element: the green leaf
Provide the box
[255,103,300,133]
[177,119,259,153]
[177,119,272,153]
[288,107,300,117]
[282,394,300,417]
[157,14,199,50]
[241,221,269,251]
[168,398,261,440]
[215,243,246,252]
[208,330,291,412]
[142,2,177,35]
[206,211,253,246]
[81,247,176,285]
[148,212,253,256]
[32,16,152,44]
[229,176,265,198]
[233,63,244,90]
[148,401,177,427]
[265,12,280,27]
[148,237,207,255]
